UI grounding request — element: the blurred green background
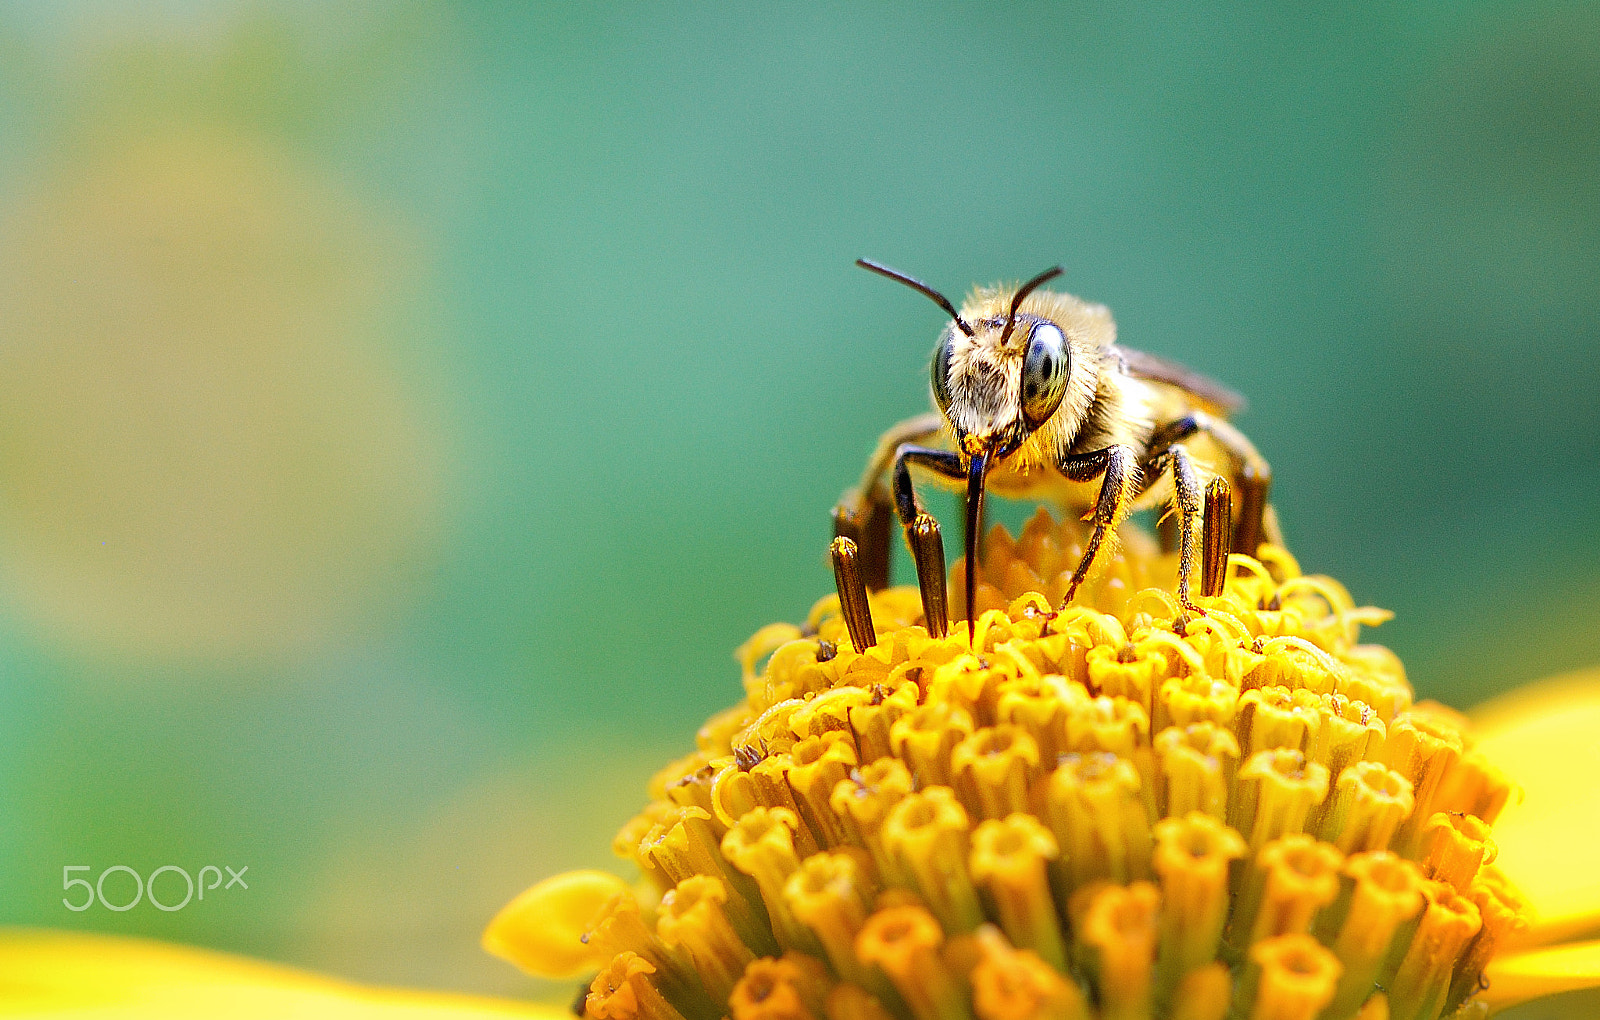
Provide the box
[0,0,1596,1005]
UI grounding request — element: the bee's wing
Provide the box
[1113,345,1245,416]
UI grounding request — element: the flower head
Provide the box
[487,509,1543,1020]
[8,517,1600,1018]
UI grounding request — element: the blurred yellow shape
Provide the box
[483,870,631,981]
[0,928,556,1018]
[1483,939,1600,1011]
[1473,668,1600,946]
[0,124,446,662]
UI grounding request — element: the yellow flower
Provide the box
[485,510,1600,1020]
[6,512,1599,1018]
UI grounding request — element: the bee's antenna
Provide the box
[857,258,976,338]
[999,266,1065,345]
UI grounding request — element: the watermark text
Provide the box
[62,865,248,911]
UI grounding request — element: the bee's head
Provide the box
[858,261,1076,461]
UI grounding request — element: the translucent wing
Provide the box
[1114,345,1245,416]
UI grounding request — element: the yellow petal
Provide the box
[1471,668,1600,944]
[1481,939,1600,1010]
[483,870,630,979]
[0,928,557,1018]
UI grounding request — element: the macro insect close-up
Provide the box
[3,5,1599,1019]
[834,259,1277,643]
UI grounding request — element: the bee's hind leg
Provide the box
[1201,477,1233,599]
[1234,459,1275,561]
[832,484,893,592]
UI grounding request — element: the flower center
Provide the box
[562,509,1527,1020]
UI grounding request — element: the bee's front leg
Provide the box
[1057,445,1138,609]
[889,445,964,638]
[833,413,944,591]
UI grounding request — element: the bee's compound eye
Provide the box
[930,331,956,413]
[1020,321,1070,428]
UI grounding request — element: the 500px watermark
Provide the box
[62,865,248,912]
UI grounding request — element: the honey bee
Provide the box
[833,259,1279,643]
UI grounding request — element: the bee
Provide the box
[833,259,1279,643]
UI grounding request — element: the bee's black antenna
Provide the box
[857,258,976,338]
[999,266,1065,345]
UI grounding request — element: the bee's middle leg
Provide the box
[1057,445,1137,609]
[1147,412,1277,558]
